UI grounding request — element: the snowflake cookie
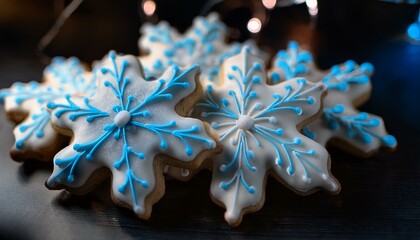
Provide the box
[138,13,226,80]
[0,57,96,162]
[270,41,397,156]
[45,52,218,219]
[194,47,340,226]
[138,13,265,83]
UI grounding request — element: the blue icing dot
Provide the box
[19,125,28,132]
[220,182,228,190]
[67,175,75,183]
[287,166,295,175]
[288,41,298,50]
[16,140,24,149]
[307,96,315,104]
[369,118,380,126]
[252,76,260,82]
[36,131,44,138]
[333,104,345,113]
[185,146,193,156]
[160,141,168,149]
[141,181,149,188]
[358,112,368,120]
[275,128,283,136]
[270,72,280,83]
[247,150,254,159]
[383,135,397,147]
[361,133,373,143]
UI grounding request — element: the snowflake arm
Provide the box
[138,13,267,84]
[305,104,397,155]
[270,41,397,156]
[269,41,314,83]
[44,57,86,89]
[304,60,396,154]
[2,82,65,106]
[13,107,51,149]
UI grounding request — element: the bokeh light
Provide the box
[143,0,156,16]
[247,18,262,33]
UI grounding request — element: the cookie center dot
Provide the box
[236,115,254,130]
[114,110,131,127]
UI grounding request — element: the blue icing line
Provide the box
[49,52,215,212]
[323,104,396,147]
[197,48,323,194]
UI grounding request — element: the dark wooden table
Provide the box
[0,1,419,239]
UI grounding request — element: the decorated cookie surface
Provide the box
[138,13,265,83]
[139,13,226,80]
[270,41,397,156]
[46,52,217,219]
[0,57,96,162]
[194,48,340,226]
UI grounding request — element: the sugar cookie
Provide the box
[270,41,397,156]
[45,52,218,219]
[194,47,340,226]
[0,57,96,162]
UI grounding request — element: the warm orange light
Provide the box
[143,0,156,16]
[262,0,277,9]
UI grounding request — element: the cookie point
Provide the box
[224,209,240,226]
[329,181,339,192]
[134,205,145,215]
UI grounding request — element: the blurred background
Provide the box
[0,1,419,239]
[0,0,419,61]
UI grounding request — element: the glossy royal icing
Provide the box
[138,13,227,81]
[194,48,340,226]
[270,41,397,156]
[138,13,265,84]
[0,57,96,161]
[46,52,217,219]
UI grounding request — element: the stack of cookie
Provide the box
[0,13,396,227]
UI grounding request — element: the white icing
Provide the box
[236,115,254,130]
[141,14,267,181]
[46,53,216,218]
[270,42,397,155]
[0,58,95,161]
[138,13,267,84]
[113,110,131,127]
[194,48,340,226]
